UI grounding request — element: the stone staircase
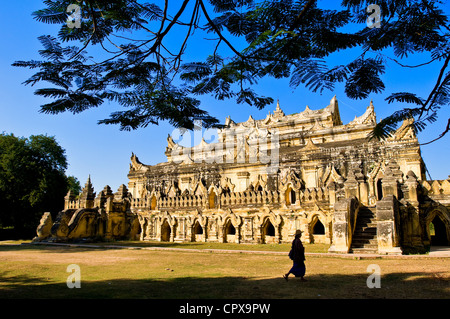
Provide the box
[350,207,378,254]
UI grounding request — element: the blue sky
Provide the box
[0,1,449,193]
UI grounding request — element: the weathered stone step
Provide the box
[350,248,378,254]
[358,214,376,220]
[354,227,377,233]
[357,225,376,229]
[350,207,378,253]
[359,210,376,215]
[351,240,378,247]
[352,235,377,241]
[353,231,376,238]
[359,208,375,214]
[351,245,378,250]
[353,236,376,242]
[357,216,377,223]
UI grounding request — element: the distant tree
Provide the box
[0,133,72,237]
[13,0,450,143]
[67,175,82,197]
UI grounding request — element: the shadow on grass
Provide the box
[0,241,320,254]
[0,270,448,299]
[0,243,115,254]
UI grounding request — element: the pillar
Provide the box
[376,195,402,255]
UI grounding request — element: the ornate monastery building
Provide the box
[35,97,450,254]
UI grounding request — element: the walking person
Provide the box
[283,230,307,281]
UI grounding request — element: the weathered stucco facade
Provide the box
[35,97,450,254]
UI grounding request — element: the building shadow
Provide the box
[0,270,448,299]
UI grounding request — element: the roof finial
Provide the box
[274,99,284,117]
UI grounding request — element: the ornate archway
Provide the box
[259,212,282,244]
[429,216,448,245]
[424,206,450,246]
[161,219,171,242]
[285,183,296,206]
[261,218,276,244]
[221,211,241,243]
[193,220,203,235]
[312,219,325,235]
[308,212,330,244]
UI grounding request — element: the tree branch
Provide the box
[288,0,316,32]
[421,0,450,33]
[198,0,243,58]
[420,118,450,145]
[374,50,448,69]
[421,53,450,118]
[174,0,200,71]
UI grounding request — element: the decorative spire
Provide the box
[273,99,285,117]
[114,184,129,201]
[167,134,176,148]
[303,137,319,151]
[79,175,95,208]
[83,175,94,193]
[330,95,337,105]
[328,95,342,126]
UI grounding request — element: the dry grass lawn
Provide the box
[0,242,448,299]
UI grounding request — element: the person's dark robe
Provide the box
[289,237,306,277]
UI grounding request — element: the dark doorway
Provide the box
[376,179,383,200]
[161,220,171,242]
[263,220,275,237]
[430,216,449,246]
[285,185,296,205]
[194,221,203,235]
[313,219,325,235]
[226,221,236,235]
[224,220,236,243]
[290,189,296,205]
